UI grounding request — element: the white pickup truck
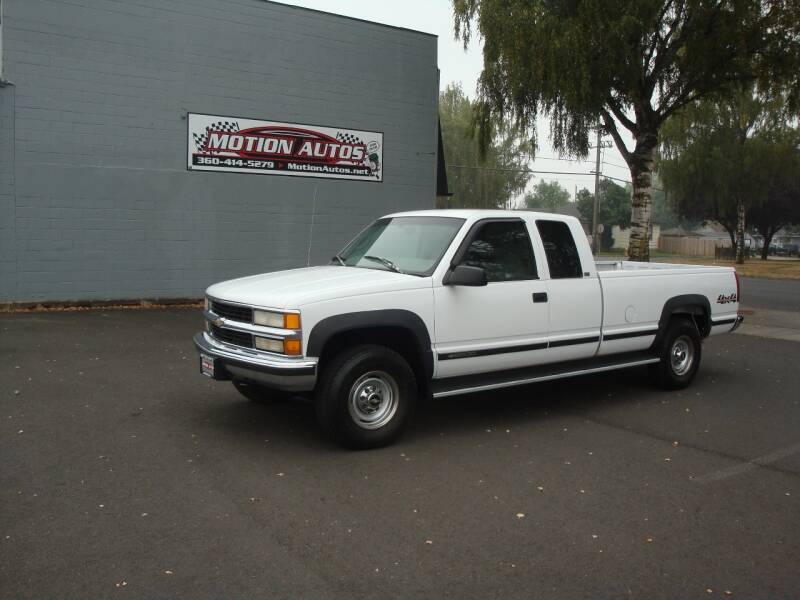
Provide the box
[194,210,742,448]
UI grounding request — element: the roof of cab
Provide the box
[384,209,579,222]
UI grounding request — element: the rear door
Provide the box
[535,219,602,361]
[433,218,550,378]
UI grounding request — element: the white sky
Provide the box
[273,0,634,203]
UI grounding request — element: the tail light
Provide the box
[735,271,741,304]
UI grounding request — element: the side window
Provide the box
[461,221,537,282]
[536,220,583,279]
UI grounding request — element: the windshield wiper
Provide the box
[363,255,405,274]
[330,254,346,266]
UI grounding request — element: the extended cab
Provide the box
[194,210,743,448]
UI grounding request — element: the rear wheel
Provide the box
[649,318,702,389]
[315,344,416,449]
[232,379,290,404]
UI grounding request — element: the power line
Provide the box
[531,155,594,163]
[447,164,597,177]
[447,163,665,192]
[602,159,629,170]
[599,174,632,185]
[593,172,665,192]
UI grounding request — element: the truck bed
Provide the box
[592,259,738,359]
[595,260,731,273]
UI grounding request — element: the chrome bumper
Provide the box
[193,332,317,392]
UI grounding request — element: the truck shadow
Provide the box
[411,367,655,440]
[197,366,659,450]
[195,391,329,451]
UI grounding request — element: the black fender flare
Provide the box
[651,294,711,349]
[306,309,434,380]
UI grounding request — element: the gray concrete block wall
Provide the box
[0,0,439,302]
[0,87,15,301]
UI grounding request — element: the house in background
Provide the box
[751,227,800,255]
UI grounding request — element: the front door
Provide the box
[433,219,550,379]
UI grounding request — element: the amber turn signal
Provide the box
[284,340,302,356]
[284,313,301,330]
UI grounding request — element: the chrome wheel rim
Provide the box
[347,371,399,430]
[670,335,694,376]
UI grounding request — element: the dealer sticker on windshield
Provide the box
[200,353,215,378]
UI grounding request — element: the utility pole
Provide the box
[591,128,612,255]
[592,128,602,255]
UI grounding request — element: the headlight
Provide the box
[253,310,301,330]
[254,337,284,353]
[253,310,283,328]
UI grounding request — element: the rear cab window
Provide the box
[535,220,583,279]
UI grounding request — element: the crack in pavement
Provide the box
[555,409,800,482]
[691,442,800,484]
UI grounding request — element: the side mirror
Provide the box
[444,265,488,286]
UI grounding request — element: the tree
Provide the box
[576,179,632,250]
[452,0,798,260]
[438,83,531,209]
[659,87,799,262]
[747,130,800,259]
[524,180,570,212]
[660,88,765,262]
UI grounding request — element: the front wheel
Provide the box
[315,344,417,449]
[649,318,702,390]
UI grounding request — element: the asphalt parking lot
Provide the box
[2,294,799,599]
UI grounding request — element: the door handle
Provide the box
[532,292,548,303]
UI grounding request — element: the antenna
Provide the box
[306,187,318,267]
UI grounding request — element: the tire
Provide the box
[232,379,290,404]
[315,344,417,449]
[649,318,702,390]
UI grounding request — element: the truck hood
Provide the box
[206,266,431,309]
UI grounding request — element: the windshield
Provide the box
[338,216,465,276]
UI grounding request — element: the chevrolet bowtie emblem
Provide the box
[213,317,225,327]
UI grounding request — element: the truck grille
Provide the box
[211,300,253,323]
[210,324,253,348]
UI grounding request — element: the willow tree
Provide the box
[659,90,762,263]
[452,0,797,260]
[439,83,531,209]
[660,87,798,263]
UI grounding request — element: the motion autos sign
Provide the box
[187,113,383,181]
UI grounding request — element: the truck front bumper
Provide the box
[193,332,317,392]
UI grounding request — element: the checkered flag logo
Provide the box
[336,132,364,145]
[193,120,240,151]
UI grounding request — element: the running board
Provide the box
[431,352,660,398]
